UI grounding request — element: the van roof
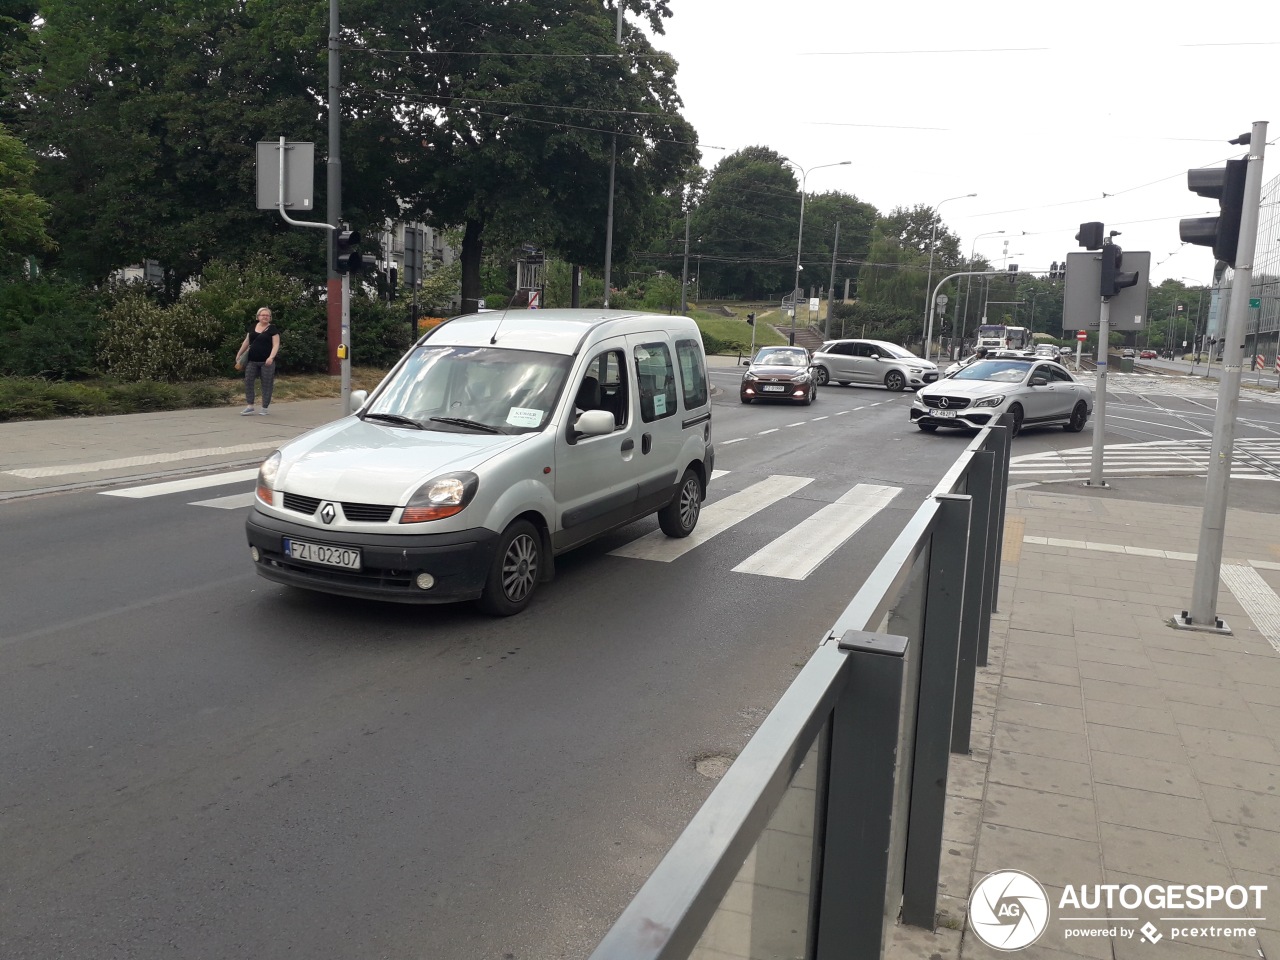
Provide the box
[424,309,699,356]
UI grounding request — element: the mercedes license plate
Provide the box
[933,409,958,419]
[284,537,362,570]
[762,385,786,393]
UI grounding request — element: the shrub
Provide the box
[0,274,109,378]
[97,292,222,382]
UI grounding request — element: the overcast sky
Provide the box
[648,0,1276,288]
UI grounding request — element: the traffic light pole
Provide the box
[1182,120,1269,631]
[341,275,351,414]
[1086,298,1110,488]
[926,270,1009,360]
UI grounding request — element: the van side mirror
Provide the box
[574,409,615,437]
[349,389,368,414]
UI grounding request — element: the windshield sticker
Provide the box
[653,394,667,415]
[506,406,543,427]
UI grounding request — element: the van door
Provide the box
[553,341,645,550]
[627,334,684,516]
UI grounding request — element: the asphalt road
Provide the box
[2,367,1276,960]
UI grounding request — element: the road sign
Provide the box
[1062,251,1150,332]
[1256,354,1266,369]
[808,297,820,312]
[1076,330,1088,341]
[528,290,540,309]
[254,141,315,211]
[1250,298,1261,308]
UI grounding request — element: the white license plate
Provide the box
[933,409,959,418]
[284,537,362,570]
[762,385,787,393]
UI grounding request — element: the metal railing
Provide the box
[589,418,1012,960]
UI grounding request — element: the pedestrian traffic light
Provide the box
[335,229,364,274]
[1100,243,1139,298]
[1075,222,1104,250]
[1179,158,1248,267]
[746,312,755,326]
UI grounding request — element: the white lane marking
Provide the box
[812,416,829,421]
[733,484,901,580]
[609,475,813,562]
[190,492,258,510]
[102,469,260,498]
[787,422,807,428]
[1220,564,1280,654]
[835,411,849,416]
[8,444,276,479]
[853,407,866,411]
[758,428,779,435]
[711,469,730,480]
[723,438,748,445]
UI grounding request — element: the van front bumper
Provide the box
[246,509,499,604]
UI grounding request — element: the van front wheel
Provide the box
[658,468,702,538]
[479,520,542,616]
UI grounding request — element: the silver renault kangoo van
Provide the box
[245,309,714,615]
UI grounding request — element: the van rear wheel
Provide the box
[658,468,702,538]
[478,520,542,616]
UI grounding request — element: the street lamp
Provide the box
[921,193,976,360]
[960,231,1014,354]
[782,158,851,345]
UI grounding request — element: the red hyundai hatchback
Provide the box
[739,346,817,405]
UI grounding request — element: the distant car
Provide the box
[810,339,939,392]
[1034,344,1059,359]
[910,358,1093,437]
[1122,348,1136,358]
[1140,349,1157,359]
[740,346,816,404]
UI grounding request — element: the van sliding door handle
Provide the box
[642,433,652,455]
[620,438,634,453]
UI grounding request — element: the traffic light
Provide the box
[940,317,951,333]
[746,312,755,326]
[1179,158,1247,267]
[1100,243,1139,298]
[1048,261,1066,283]
[334,229,364,274]
[1075,222,1104,250]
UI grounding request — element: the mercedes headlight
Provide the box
[973,395,1006,408]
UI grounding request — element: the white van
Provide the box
[245,309,714,615]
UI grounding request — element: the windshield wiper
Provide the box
[362,412,425,430]
[428,416,506,434]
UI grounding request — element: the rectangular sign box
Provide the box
[1062,250,1150,333]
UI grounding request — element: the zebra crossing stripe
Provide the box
[189,492,258,509]
[608,474,813,562]
[732,484,900,580]
[102,469,260,498]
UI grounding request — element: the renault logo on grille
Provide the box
[320,502,337,524]
[939,397,951,408]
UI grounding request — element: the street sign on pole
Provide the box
[255,141,315,211]
[1063,251,1150,331]
[1076,330,1087,341]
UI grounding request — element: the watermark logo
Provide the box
[969,869,1050,951]
[1140,922,1163,944]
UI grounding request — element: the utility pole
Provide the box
[1179,121,1268,631]
[680,205,690,314]
[825,221,840,340]
[601,3,623,308]
[325,0,342,375]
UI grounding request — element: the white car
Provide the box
[810,339,938,391]
[910,357,1093,437]
[246,309,714,615]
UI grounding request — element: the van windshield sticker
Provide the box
[506,406,543,428]
[653,394,667,415]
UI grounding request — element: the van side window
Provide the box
[675,339,708,409]
[575,349,628,428]
[634,341,677,423]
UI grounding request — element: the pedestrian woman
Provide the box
[237,307,281,415]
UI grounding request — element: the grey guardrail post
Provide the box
[901,494,971,929]
[976,424,1010,668]
[817,630,911,960]
[988,420,1012,614]
[953,446,995,752]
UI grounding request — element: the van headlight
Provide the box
[401,471,479,523]
[256,451,282,504]
[973,395,1005,407]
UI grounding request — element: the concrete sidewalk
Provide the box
[891,488,1280,960]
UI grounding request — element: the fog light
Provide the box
[415,572,435,590]
[250,546,260,562]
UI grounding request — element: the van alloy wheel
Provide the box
[658,468,702,538]
[479,520,542,616]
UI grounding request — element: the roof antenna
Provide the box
[489,288,525,345]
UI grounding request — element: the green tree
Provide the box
[0,121,55,269]
[379,0,696,311]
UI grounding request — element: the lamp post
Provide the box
[921,193,976,360]
[961,231,1008,353]
[781,158,851,345]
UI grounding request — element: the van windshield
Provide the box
[367,345,573,434]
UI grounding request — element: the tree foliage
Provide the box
[0,121,55,268]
